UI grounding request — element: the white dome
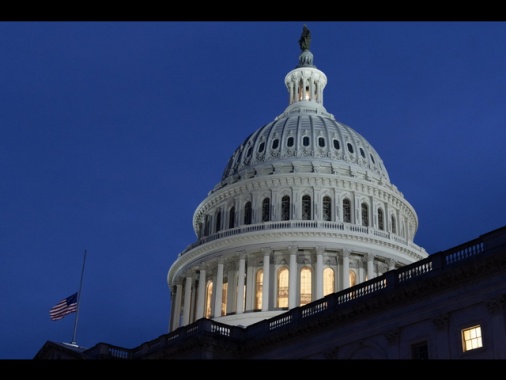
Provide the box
[168,26,427,330]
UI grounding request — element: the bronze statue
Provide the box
[298,25,311,51]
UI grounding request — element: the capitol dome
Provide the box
[167,26,428,330]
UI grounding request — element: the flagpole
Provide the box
[71,249,87,345]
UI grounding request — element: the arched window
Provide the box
[204,215,211,236]
[303,136,310,146]
[349,270,357,287]
[262,198,270,222]
[378,208,384,231]
[221,279,228,316]
[272,139,279,150]
[244,202,252,225]
[229,207,235,229]
[322,196,331,221]
[300,267,312,306]
[391,214,397,234]
[318,137,325,147]
[302,195,311,220]
[277,268,289,308]
[287,136,294,147]
[215,210,222,232]
[205,280,213,318]
[361,203,369,227]
[343,198,351,223]
[323,267,335,296]
[258,142,265,153]
[281,195,290,221]
[255,269,263,310]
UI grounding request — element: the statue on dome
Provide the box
[298,25,311,51]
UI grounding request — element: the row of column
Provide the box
[170,249,396,331]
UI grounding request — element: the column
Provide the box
[213,260,224,317]
[196,267,206,320]
[366,253,375,281]
[236,256,246,314]
[261,247,271,312]
[316,246,325,299]
[182,275,192,326]
[288,246,298,308]
[171,284,182,331]
[342,250,350,290]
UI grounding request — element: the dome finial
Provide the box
[298,25,311,51]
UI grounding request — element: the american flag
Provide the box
[49,292,78,321]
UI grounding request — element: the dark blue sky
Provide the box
[1,21,505,359]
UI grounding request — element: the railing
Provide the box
[179,220,425,257]
[87,226,505,359]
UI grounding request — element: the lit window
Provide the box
[300,267,312,306]
[255,270,263,310]
[205,281,213,318]
[323,267,335,296]
[462,325,483,352]
[277,268,289,308]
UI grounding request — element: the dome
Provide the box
[168,25,428,331]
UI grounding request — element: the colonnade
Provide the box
[170,247,397,331]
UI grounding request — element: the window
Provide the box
[361,203,369,227]
[272,139,279,150]
[347,143,354,154]
[349,270,356,287]
[370,153,375,164]
[246,146,253,157]
[204,215,211,236]
[322,196,331,221]
[244,202,252,225]
[221,280,228,316]
[215,210,222,232]
[333,139,340,150]
[323,267,335,296]
[462,325,483,352]
[258,142,265,153]
[281,195,290,221]
[262,198,270,222]
[300,267,312,306]
[302,195,311,220]
[343,198,351,223]
[277,268,289,308]
[391,214,396,234]
[205,280,213,318]
[318,137,325,147]
[359,147,365,158]
[229,207,235,229]
[378,208,384,230]
[287,136,294,147]
[303,136,310,146]
[255,270,263,310]
[411,341,429,359]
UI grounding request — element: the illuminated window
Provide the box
[205,280,213,318]
[349,270,356,287]
[300,267,312,306]
[462,325,483,352]
[277,268,289,308]
[221,280,228,316]
[255,270,263,310]
[323,267,335,296]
